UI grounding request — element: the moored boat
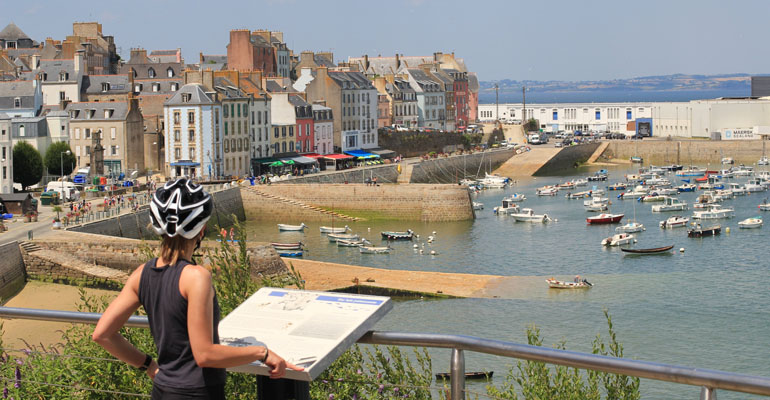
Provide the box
[277,223,308,231]
[359,246,393,254]
[676,166,707,177]
[659,215,689,229]
[738,217,763,229]
[472,202,484,210]
[586,213,624,224]
[651,197,687,212]
[327,233,360,242]
[337,238,371,247]
[616,221,645,233]
[381,230,414,240]
[270,242,304,250]
[607,183,627,191]
[621,245,674,254]
[536,187,558,196]
[566,190,593,199]
[692,205,734,220]
[493,197,521,215]
[546,277,592,289]
[677,183,697,193]
[320,225,351,234]
[688,224,721,237]
[277,250,303,257]
[601,233,635,246]
[511,208,552,223]
[759,156,769,166]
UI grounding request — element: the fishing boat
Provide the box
[618,185,648,200]
[277,250,303,257]
[638,194,666,202]
[536,187,558,196]
[760,199,770,211]
[717,169,735,179]
[688,224,721,237]
[511,208,552,223]
[546,277,592,289]
[270,242,304,250]
[327,233,360,242]
[714,189,733,201]
[630,156,644,163]
[320,225,351,234]
[662,164,684,171]
[738,217,763,229]
[586,213,624,224]
[472,202,484,211]
[359,246,392,254]
[616,221,645,233]
[676,183,697,193]
[588,170,608,181]
[721,157,735,165]
[573,178,588,187]
[601,233,635,246]
[729,182,747,196]
[733,165,754,177]
[759,156,769,166]
[625,174,642,182]
[585,202,608,212]
[744,178,767,193]
[607,183,627,191]
[651,197,687,212]
[655,187,679,196]
[557,181,576,190]
[692,205,735,220]
[277,223,308,231]
[676,166,707,177]
[659,215,689,229]
[508,193,527,202]
[493,198,521,215]
[436,371,494,380]
[566,191,593,199]
[381,230,414,240]
[337,238,371,247]
[621,245,674,254]
[644,177,671,187]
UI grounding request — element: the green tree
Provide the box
[44,141,76,176]
[12,141,43,190]
[525,118,539,132]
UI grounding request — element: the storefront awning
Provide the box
[368,148,396,158]
[323,154,355,160]
[170,161,200,167]
[344,150,379,159]
[253,157,281,165]
[300,153,324,159]
[287,156,318,165]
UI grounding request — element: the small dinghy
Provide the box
[270,242,304,250]
[320,225,350,234]
[327,233,360,242]
[738,217,763,229]
[435,371,494,380]
[277,223,307,231]
[688,224,721,237]
[337,238,371,247]
[601,233,635,246]
[546,277,592,289]
[359,246,392,254]
[621,245,674,254]
[381,230,414,240]
[277,250,303,257]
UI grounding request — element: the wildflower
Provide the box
[356,369,362,375]
[14,360,21,366]
[378,384,384,394]
[14,366,20,388]
[3,385,7,399]
[394,387,399,392]
[328,395,334,400]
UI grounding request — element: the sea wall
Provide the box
[279,165,400,184]
[602,139,770,166]
[534,142,601,176]
[68,188,246,239]
[378,131,466,158]
[243,184,474,221]
[410,148,516,183]
[0,242,25,303]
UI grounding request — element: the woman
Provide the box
[93,178,301,399]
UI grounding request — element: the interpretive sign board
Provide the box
[218,287,393,381]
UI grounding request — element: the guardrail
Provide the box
[1,307,770,399]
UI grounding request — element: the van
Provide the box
[46,181,80,202]
[528,134,541,145]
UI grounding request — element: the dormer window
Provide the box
[182,93,191,103]
[148,68,156,78]
[104,109,114,118]
[13,97,20,108]
[101,83,110,92]
[170,83,178,91]
[86,109,95,119]
[152,83,161,92]
[130,68,137,78]
[167,68,175,78]
[41,73,48,81]
[59,72,69,81]
[71,110,79,119]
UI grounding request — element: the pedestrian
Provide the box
[93,178,302,399]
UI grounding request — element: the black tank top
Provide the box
[138,258,227,389]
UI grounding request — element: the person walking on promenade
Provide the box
[93,178,302,399]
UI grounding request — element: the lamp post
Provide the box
[61,150,71,203]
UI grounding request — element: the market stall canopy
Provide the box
[344,150,379,159]
[169,161,201,167]
[254,157,280,165]
[300,153,324,159]
[323,154,355,160]
[286,156,318,165]
[368,148,396,158]
[268,161,285,167]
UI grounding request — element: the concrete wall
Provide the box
[534,142,601,176]
[602,140,770,166]
[410,148,515,183]
[0,242,25,303]
[69,188,246,239]
[245,184,473,221]
[279,165,400,184]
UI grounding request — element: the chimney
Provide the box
[199,52,204,63]
[301,51,314,63]
[317,66,328,82]
[364,54,369,71]
[60,98,71,111]
[433,52,443,62]
[273,31,284,42]
[31,53,40,69]
[395,54,400,69]
[74,50,85,73]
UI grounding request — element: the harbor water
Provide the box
[242,164,770,399]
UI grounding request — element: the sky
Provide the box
[7,0,770,82]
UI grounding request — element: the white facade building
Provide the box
[312,104,333,155]
[163,84,222,179]
[0,114,12,194]
[653,99,770,139]
[405,68,444,129]
[251,94,271,161]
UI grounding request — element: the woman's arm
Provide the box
[183,265,302,379]
[93,265,159,377]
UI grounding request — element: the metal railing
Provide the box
[2,306,770,400]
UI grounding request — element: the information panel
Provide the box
[218,288,393,381]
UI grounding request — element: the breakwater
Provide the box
[602,139,770,165]
[0,242,25,303]
[278,165,400,184]
[243,184,474,222]
[534,142,601,176]
[68,187,246,239]
[410,148,516,183]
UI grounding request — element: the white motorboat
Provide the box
[511,208,552,223]
[729,182,747,196]
[738,217,763,229]
[601,233,636,246]
[733,165,754,177]
[566,190,593,199]
[546,277,592,289]
[573,178,588,187]
[759,200,770,211]
[659,215,689,229]
[757,171,770,181]
[320,225,351,234]
[479,180,507,189]
[744,178,767,193]
[493,198,521,215]
[677,183,697,192]
[337,238,371,247]
[714,190,734,201]
[359,246,392,254]
[583,196,609,207]
[537,187,558,196]
[676,166,707,177]
[625,174,642,182]
[558,181,576,190]
[758,156,769,166]
[327,233,360,242]
[619,185,648,199]
[692,205,735,220]
[644,177,671,187]
[472,202,484,211]
[651,197,688,212]
[508,193,527,202]
[717,169,735,179]
[639,194,666,202]
[278,223,308,231]
[721,157,734,165]
[655,187,679,196]
[616,221,645,233]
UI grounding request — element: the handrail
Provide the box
[2,307,770,398]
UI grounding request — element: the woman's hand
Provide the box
[264,349,304,379]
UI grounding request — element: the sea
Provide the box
[241,164,770,399]
[478,89,750,105]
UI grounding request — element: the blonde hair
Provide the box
[160,235,192,266]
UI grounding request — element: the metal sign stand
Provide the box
[257,377,310,400]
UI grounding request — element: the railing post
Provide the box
[450,348,465,400]
[701,386,717,400]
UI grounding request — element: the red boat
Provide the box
[695,174,709,182]
[586,213,624,224]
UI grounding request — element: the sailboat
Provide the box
[616,195,645,233]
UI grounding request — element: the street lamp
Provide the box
[61,150,71,203]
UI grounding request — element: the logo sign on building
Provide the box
[723,128,756,140]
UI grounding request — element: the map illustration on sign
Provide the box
[218,288,393,381]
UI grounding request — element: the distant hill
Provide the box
[479,73,763,103]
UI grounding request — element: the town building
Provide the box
[0,23,36,50]
[227,30,277,75]
[291,51,335,84]
[0,113,12,193]
[426,66,455,131]
[255,31,291,78]
[268,92,297,154]
[36,56,85,106]
[163,84,222,179]
[376,93,389,128]
[289,95,314,153]
[652,98,770,139]
[372,75,418,129]
[468,73,480,122]
[67,99,144,176]
[404,68,444,129]
[312,104,333,155]
[0,79,42,117]
[445,69,469,129]
[214,78,252,177]
[149,49,183,64]
[53,22,119,76]
[80,74,132,103]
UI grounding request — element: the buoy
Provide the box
[432,231,437,235]
[428,235,434,241]
[413,244,418,248]
[726,227,731,233]
[679,248,685,252]
[430,250,437,255]
[368,227,371,231]
[419,249,424,254]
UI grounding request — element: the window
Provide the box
[189,129,195,142]
[105,109,114,118]
[111,145,118,156]
[13,97,21,108]
[170,83,178,91]
[86,109,95,119]
[230,104,234,117]
[627,111,633,120]
[553,111,558,121]
[257,111,261,125]
[167,68,175,78]
[282,127,286,137]
[190,147,195,158]
[148,68,156,78]
[274,127,279,138]
[224,139,229,152]
[110,127,116,139]
[19,125,25,137]
[59,72,68,81]
[86,145,91,155]
[174,129,180,141]
[173,112,180,125]
[2,167,5,180]
[102,83,110,92]
[595,111,601,120]
[224,122,228,136]
[289,126,294,137]
[181,93,191,102]
[135,84,143,92]
[223,105,229,117]
[188,111,195,124]
[237,104,241,118]
[60,91,66,101]
[175,148,181,159]
[282,142,287,152]
[153,83,160,92]
[75,128,80,139]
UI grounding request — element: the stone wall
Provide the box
[279,165,400,184]
[534,142,601,176]
[69,188,246,239]
[378,131,466,158]
[23,249,129,289]
[410,149,516,183]
[0,242,25,303]
[602,139,770,166]
[245,184,474,221]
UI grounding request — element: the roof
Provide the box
[311,104,331,111]
[0,193,33,202]
[81,75,131,94]
[288,95,309,107]
[66,102,129,121]
[328,71,375,90]
[150,50,178,56]
[165,83,215,106]
[122,63,183,80]
[213,77,248,99]
[407,69,442,92]
[0,80,36,98]
[37,60,78,83]
[0,23,31,41]
[468,72,480,92]
[249,34,272,48]
[265,80,297,93]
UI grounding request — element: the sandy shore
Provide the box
[1,281,117,348]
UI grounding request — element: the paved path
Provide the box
[493,146,562,179]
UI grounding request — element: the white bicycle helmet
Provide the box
[150,178,212,239]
